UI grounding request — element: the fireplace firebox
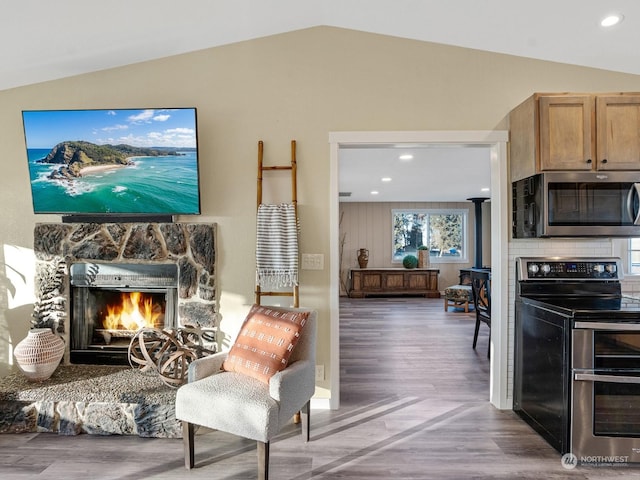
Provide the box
[70,262,179,365]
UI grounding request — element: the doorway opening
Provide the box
[329,130,509,410]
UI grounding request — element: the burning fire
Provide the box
[102,291,162,331]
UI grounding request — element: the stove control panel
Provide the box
[517,257,623,281]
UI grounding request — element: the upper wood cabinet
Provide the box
[596,95,640,171]
[509,92,640,181]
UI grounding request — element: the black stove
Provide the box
[515,257,640,319]
[514,256,640,463]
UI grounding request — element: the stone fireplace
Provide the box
[33,222,218,365]
[0,222,217,438]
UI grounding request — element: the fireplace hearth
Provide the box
[0,365,181,437]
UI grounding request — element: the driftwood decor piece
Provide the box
[128,326,215,388]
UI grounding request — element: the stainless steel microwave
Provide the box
[512,172,640,238]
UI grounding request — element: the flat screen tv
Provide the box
[22,108,201,219]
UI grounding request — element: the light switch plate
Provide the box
[301,253,324,270]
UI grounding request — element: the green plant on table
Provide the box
[403,254,418,269]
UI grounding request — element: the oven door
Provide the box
[572,323,640,463]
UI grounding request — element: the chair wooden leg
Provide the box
[472,317,481,349]
[258,441,270,480]
[300,400,310,442]
[182,421,195,469]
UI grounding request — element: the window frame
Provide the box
[391,208,469,265]
[628,238,640,275]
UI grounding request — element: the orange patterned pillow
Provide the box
[222,305,310,383]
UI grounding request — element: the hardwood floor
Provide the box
[1,297,639,478]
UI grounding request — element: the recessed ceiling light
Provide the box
[481,187,490,192]
[370,190,379,195]
[381,177,392,182]
[601,13,624,27]
[399,154,413,160]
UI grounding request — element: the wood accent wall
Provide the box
[339,201,491,295]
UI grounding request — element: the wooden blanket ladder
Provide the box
[255,140,299,308]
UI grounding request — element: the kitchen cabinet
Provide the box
[348,268,440,298]
[596,95,640,170]
[509,92,640,181]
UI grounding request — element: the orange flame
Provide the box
[102,291,162,331]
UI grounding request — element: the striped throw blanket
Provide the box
[256,203,299,289]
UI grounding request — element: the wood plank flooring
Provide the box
[1,297,639,478]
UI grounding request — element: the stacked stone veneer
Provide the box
[5,222,218,438]
[1,366,181,438]
[33,222,218,363]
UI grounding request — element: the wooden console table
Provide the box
[349,268,440,298]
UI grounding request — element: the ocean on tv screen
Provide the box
[22,108,201,214]
[27,148,200,214]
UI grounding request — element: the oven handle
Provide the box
[574,321,640,331]
[627,183,640,225]
[575,372,640,384]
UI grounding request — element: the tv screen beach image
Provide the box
[23,108,200,215]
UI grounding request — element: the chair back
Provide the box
[470,269,491,320]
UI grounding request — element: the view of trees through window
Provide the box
[392,209,467,262]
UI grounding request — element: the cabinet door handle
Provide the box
[602,158,608,164]
[627,183,640,225]
[575,373,640,384]
[586,158,592,164]
[575,321,640,330]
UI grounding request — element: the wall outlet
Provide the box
[315,364,325,381]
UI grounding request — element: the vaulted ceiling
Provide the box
[3,0,639,92]
[4,1,639,202]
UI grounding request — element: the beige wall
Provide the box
[2,26,640,399]
[339,201,491,292]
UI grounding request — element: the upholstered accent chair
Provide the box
[175,306,317,480]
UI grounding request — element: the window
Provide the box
[392,209,468,263]
[629,238,640,275]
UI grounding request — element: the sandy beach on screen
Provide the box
[79,163,128,176]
